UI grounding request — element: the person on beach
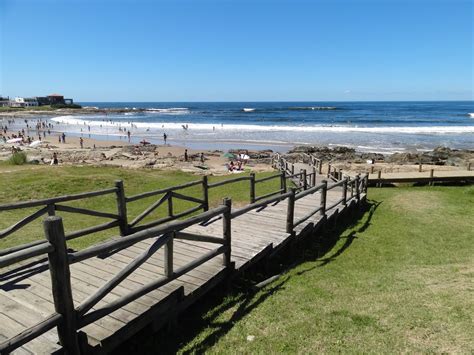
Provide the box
[184,149,188,162]
[163,133,167,145]
[127,130,131,142]
[61,132,66,143]
[50,152,58,165]
[79,137,84,149]
[200,152,205,163]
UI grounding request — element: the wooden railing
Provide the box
[0,161,368,353]
[0,201,232,354]
[0,185,122,259]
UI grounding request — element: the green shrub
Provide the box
[51,104,82,109]
[8,152,27,165]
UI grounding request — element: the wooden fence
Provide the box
[0,167,368,353]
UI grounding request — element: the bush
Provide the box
[51,104,82,109]
[8,152,27,165]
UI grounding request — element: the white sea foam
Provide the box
[145,108,189,115]
[50,115,474,134]
[469,113,474,118]
[242,108,255,112]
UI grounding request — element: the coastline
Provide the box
[1,105,473,175]
[2,101,474,153]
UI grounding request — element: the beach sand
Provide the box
[0,130,274,175]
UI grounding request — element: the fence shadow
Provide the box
[115,199,380,355]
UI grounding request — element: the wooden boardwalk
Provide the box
[367,169,474,185]
[0,161,367,354]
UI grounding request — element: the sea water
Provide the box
[46,101,474,152]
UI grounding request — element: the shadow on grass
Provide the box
[116,199,381,355]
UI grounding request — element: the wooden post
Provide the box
[320,180,327,216]
[327,163,331,178]
[342,177,348,206]
[47,203,55,216]
[222,198,232,267]
[419,163,422,172]
[44,216,80,355]
[364,174,369,193]
[286,188,295,233]
[312,166,317,186]
[355,174,360,202]
[249,172,256,203]
[291,164,295,175]
[318,160,323,175]
[303,169,307,190]
[202,176,209,211]
[468,162,471,171]
[164,233,173,278]
[280,171,287,193]
[377,170,382,188]
[285,162,288,172]
[167,192,173,217]
[370,165,374,174]
[430,169,434,186]
[115,180,128,236]
[338,168,342,181]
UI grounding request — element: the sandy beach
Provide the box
[0,129,275,175]
[1,116,473,176]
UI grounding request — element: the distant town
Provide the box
[0,94,79,108]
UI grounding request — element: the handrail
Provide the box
[0,242,53,268]
[0,187,118,211]
[326,179,346,191]
[126,180,202,202]
[254,173,281,183]
[295,182,325,200]
[69,205,228,264]
[326,197,345,211]
[207,176,251,188]
[231,191,292,218]
[0,313,62,354]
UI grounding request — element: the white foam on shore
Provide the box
[145,108,189,114]
[50,115,474,135]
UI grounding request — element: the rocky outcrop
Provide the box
[285,145,473,166]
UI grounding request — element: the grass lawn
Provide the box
[0,165,281,250]
[130,185,474,353]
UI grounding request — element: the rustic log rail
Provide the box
[1,159,368,353]
[0,201,232,354]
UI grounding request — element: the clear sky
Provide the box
[0,0,472,102]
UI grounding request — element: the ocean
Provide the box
[49,101,474,153]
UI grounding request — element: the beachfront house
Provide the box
[10,97,39,108]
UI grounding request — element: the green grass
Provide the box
[130,185,474,354]
[0,165,281,250]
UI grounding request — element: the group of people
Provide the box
[183,149,205,163]
[228,160,244,172]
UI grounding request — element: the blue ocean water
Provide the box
[52,101,474,152]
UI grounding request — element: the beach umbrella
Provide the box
[6,138,23,144]
[223,152,235,159]
[29,140,42,148]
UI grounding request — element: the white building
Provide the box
[11,97,39,108]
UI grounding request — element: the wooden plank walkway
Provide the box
[367,169,474,184]
[0,165,364,354]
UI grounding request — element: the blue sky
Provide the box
[0,0,472,101]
